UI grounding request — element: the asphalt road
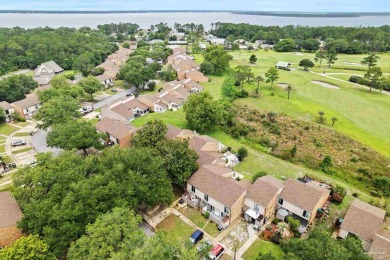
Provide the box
[93,87,137,109]
[31,129,62,157]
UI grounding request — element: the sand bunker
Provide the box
[311,80,339,89]
[294,52,304,56]
[278,83,290,89]
[343,62,361,66]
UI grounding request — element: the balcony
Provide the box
[202,206,230,228]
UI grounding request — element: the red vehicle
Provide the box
[208,244,224,260]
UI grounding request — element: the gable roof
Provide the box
[276,61,290,67]
[279,179,330,212]
[0,192,23,229]
[95,74,114,82]
[188,167,245,208]
[42,61,63,73]
[123,98,149,111]
[246,178,280,207]
[369,229,390,259]
[341,199,386,242]
[202,164,233,176]
[96,117,135,139]
[12,94,40,109]
[165,125,183,140]
[33,74,53,85]
[111,103,134,119]
[0,101,12,110]
[258,175,284,190]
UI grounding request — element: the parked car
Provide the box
[126,93,133,97]
[189,229,204,244]
[197,239,212,251]
[208,244,224,260]
[11,140,26,147]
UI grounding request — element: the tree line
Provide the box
[0,27,118,75]
[211,23,390,53]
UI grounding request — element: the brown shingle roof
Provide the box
[42,60,63,73]
[123,98,149,111]
[279,179,330,212]
[95,74,114,82]
[0,192,23,229]
[369,229,390,260]
[111,103,134,119]
[96,117,135,139]
[202,164,233,175]
[12,94,40,109]
[341,199,386,242]
[258,175,284,190]
[160,92,184,106]
[165,125,182,140]
[188,167,245,208]
[247,179,279,207]
[0,101,12,110]
[196,151,221,166]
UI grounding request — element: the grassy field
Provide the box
[13,132,31,137]
[0,124,19,136]
[196,51,390,157]
[242,239,284,260]
[0,144,5,153]
[156,214,194,244]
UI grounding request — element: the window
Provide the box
[278,198,283,205]
[303,210,309,218]
[191,186,195,193]
[254,203,260,211]
[204,194,209,201]
[224,207,230,215]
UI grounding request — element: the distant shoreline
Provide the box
[1,10,390,18]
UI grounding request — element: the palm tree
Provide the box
[331,117,338,127]
[256,75,264,88]
[275,222,291,239]
[286,85,293,99]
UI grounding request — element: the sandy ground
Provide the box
[343,62,362,66]
[278,83,289,89]
[293,52,304,56]
[311,80,339,89]
[221,221,250,251]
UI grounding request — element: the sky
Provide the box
[0,0,388,12]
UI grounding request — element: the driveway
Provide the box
[93,87,136,109]
[31,129,62,157]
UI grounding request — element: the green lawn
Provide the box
[0,155,12,163]
[131,110,187,128]
[242,239,284,260]
[179,207,220,237]
[13,121,29,127]
[13,132,31,137]
[0,144,4,153]
[11,147,32,154]
[198,50,390,157]
[0,124,19,136]
[156,214,195,244]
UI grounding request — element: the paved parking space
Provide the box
[11,150,36,165]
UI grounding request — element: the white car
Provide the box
[11,140,26,147]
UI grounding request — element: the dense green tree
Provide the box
[183,91,223,131]
[35,95,80,129]
[299,59,315,70]
[37,78,83,102]
[274,38,296,52]
[203,45,232,75]
[90,67,105,76]
[67,208,144,260]
[13,146,173,257]
[326,38,349,53]
[47,120,103,155]
[314,49,326,68]
[265,67,280,90]
[0,75,38,102]
[0,235,54,260]
[361,53,380,70]
[131,119,167,148]
[325,48,338,67]
[72,52,97,76]
[364,66,383,92]
[0,107,6,122]
[238,147,248,159]
[78,76,104,98]
[249,54,257,63]
[200,61,215,75]
[301,39,320,52]
[157,139,199,187]
[122,42,131,48]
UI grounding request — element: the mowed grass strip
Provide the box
[11,147,32,154]
[0,124,19,136]
[13,132,31,137]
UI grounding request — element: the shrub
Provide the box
[236,90,249,98]
[252,171,267,182]
[372,176,390,197]
[147,81,156,91]
[204,212,210,219]
[237,147,248,159]
[352,192,359,197]
[370,190,382,198]
[272,218,281,225]
[286,216,300,233]
[91,67,105,76]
